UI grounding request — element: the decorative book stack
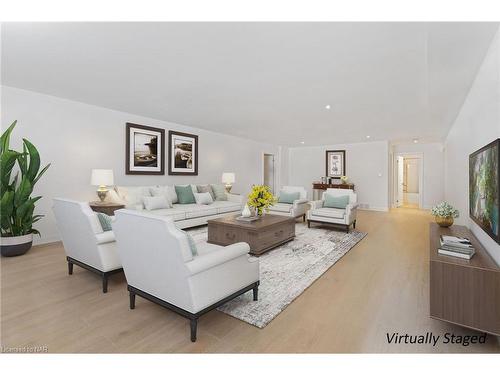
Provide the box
[438,235,475,260]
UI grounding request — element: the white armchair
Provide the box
[268,186,309,221]
[52,198,122,293]
[307,188,358,232]
[113,209,260,342]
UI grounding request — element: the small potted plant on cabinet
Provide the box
[0,121,50,256]
[431,201,459,228]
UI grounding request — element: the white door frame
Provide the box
[392,152,424,208]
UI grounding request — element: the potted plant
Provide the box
[247,185,277,217]
[431,201,459,228]
[0,121,50,256]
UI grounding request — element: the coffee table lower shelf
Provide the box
[207,214,296,256]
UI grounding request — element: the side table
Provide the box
[89,201,125,216]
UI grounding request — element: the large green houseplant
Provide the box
[0,121,50,256]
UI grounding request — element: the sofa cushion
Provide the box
[175,185,196,204]
[209,201,241,214]
[115,186,152,209]
[278,191,300,204]
[147,208,186,221]
[97,212,113,232]
[143,195,171,210]
[211,184,228,201]
[311,207,345,219]
[324,193,349,209]
[185,205,218,219]
[269,202,293,213]
[150,186,173,206]
[194,192,214,205]
[197,184,216,200]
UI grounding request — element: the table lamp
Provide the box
[91,169,114,202]
[221,172,235,193]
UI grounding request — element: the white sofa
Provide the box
[52,198,122,293]
[113,209,260,342]
[268,186,309,221]
[110,184,244,228]
[307,188,358,232]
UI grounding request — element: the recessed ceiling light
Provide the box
[325,104,331,110]
[300,141,305,144]
[413,138,419,143]
[366,135,371,139]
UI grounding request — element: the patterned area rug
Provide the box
[187,223,366,328]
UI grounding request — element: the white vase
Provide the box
[242,204,251,218]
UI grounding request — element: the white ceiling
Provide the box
[2,22,498,146]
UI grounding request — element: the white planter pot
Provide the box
[0,234,33,257]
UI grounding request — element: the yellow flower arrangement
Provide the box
[247,185,277,216]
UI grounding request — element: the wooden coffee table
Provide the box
[207,214,295,256]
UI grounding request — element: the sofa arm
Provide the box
[309,200,324,210]
[185,242,250,275]
[227,193,244,204]
[293,198,309,207]
[345,203,358,221]
[95,231,116,245]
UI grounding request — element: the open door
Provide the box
[263,154,275,193]
[397,156,404,207]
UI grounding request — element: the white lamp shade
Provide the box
[222,172,235,184]
[91,169,114,186]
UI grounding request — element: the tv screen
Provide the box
[469,138,500,243]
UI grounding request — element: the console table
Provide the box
[312,183,355,200]
[429,223,500,336]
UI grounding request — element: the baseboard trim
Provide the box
[358,206,389,212]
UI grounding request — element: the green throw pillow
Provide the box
[210,184,228,201]
[181,230,198,256]
[175,185,196,204]
[278,191,300,204]
[96,212,113,232]
[324,194,350,209]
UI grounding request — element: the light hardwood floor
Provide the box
[1,208,499,353]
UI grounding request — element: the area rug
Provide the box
[187,223,366,328]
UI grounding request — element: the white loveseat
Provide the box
[268,186,309,221]
[307,188,358,232]
[109,184,244,229]
[52,198,122,293]
[113,209,260,342]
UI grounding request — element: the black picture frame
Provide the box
[126,123,165,175]
[325,150,346,178]
[168,130,198,176]
[469,138,500,244]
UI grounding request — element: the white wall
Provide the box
[392,142,445,209]
[444,29,500,265]
[1,86,280,244]
[288,141,389,211]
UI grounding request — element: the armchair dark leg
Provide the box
[129,291,136,309]
[346,224,350,233]
[102,274,108,293]
[353,220,357,229]
[253,284,259,301]
[307,220,311,228]
[303,214,306,222]
[190,318,198,342]
[68,260,73,275]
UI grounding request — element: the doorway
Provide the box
[263,153,275,193]
[394,153,423,209]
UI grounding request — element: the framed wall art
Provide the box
[469,138,499,243]
[325,150,346,178]
[168,130,198,175]
[126,123,165,175]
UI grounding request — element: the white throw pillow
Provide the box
[105,189,125,205]
[194,192,214,205]
[164,185,178,204]
[115,186,152,209]
[143,196,171,211]
[150,186,173,206]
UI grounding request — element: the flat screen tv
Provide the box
[469,138,500,243]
